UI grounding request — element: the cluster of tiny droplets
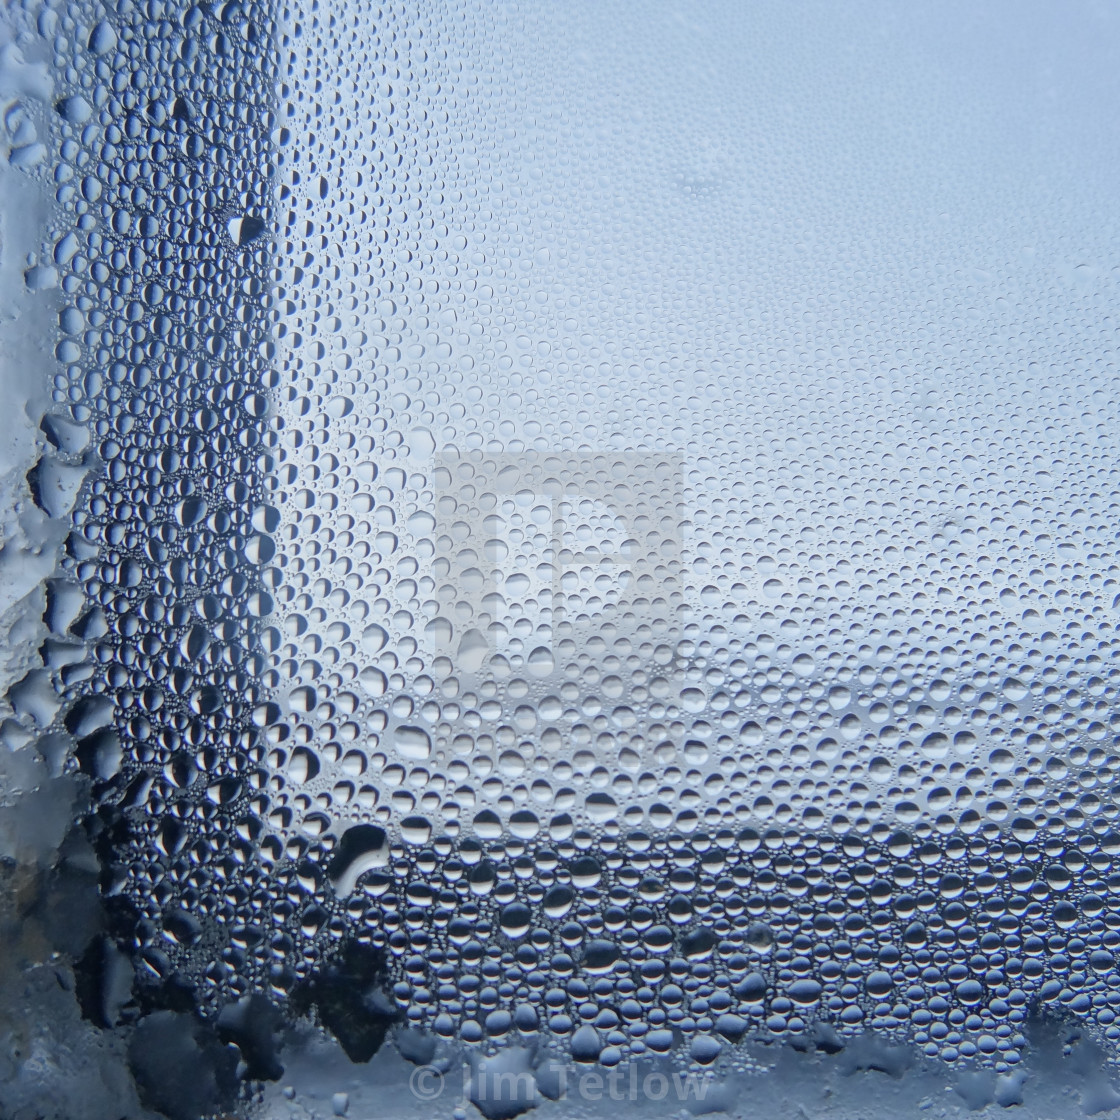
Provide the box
[29,0,280,999]
[29,0,1120,1072]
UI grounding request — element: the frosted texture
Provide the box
[6,0,1120,1092]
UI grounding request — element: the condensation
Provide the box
[9,0,1120,1080]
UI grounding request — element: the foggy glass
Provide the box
[3,1,1120,1117]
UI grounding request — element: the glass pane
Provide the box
[4,0,1120,1115]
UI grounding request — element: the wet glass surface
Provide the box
[4,2,1120,1117]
